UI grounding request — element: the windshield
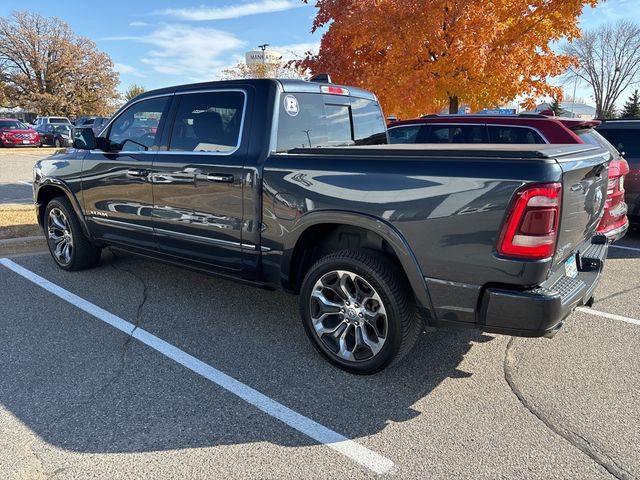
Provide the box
[52,124,72,134]
[51,117,70,124]
[0,120,28,130]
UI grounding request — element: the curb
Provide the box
[0,235,47,255]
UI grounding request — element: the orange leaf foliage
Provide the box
[300,0,599,117]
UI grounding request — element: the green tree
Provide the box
[549,98,566,116]
[620,90,640,118]
[124,84,146,102]
[0,11,119,116]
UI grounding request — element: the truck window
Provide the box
[107,96,169,152]
[276,93,386,152]
[169,91,245,153]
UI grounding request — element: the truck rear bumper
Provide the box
[477,239,607,338]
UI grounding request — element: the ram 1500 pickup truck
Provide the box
[33,78,610,374]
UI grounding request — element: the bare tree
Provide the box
[563,21,640,118]
[220,61,305,80]
[0,11,120,116]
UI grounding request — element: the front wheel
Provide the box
[299,249,420,374]
[54,138,61,148]
[45,197,101,271]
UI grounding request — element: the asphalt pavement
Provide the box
[0,229,638,479]
[0,150,54,204]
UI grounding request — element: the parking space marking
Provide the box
[609,244,640,253]
[576,307,640,327]
[0,258,394,475]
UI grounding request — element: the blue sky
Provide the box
[0,0,639,106]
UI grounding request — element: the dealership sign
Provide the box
[245,50,282,65]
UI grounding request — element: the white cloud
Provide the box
[156,0,303,21]
[129,21,150,27]
[109,25,247,81]
[114,62,145,77]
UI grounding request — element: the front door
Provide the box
[152,89,248,272]
[82,95,172,251]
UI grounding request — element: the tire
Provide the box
[299,249,420,374]
[44,196,101,271]
[54,138,61,148]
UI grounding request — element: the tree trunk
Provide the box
[449,95,459,114]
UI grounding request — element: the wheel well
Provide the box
[36,185,68,226]
[289,224,401,292]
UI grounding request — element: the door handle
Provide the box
[206,173,234,183]
[127,168,150,177]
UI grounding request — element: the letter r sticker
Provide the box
[284,95,299,116]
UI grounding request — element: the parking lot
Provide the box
[0,152,639,479]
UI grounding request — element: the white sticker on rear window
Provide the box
[284,95,299,117]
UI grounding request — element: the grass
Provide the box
[0,204,41,239]
[0,147,61,156]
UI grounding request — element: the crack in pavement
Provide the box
[503,337,635,480]
[45,251,149,431]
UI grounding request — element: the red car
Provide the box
[0,118,40,147]
[388,114,629,241]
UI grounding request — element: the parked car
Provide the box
[0,118,40,147]
[91,117,110,135]
[36,123,73,147]
[596,120,640,224]
[34,78,610,373]
[388,114,629,241]
[33,116,72,128]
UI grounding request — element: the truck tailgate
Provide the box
[553,147,610,266]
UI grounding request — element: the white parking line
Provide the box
[610,244,640,253]
[576,307,640,326]
[0,258,393,475]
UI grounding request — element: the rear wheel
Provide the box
[299,249,420,374]
[45,197,101,271]
[54,138,61,148]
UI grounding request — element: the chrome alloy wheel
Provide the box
[47,207,73,265]
[309,270,388,362]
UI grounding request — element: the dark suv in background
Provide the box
[389,114,629,241]
[597,120,640,224]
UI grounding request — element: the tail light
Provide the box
[497,183,562,260]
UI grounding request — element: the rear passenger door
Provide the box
[151,89,248,272]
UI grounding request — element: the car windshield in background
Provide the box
[0,120,27,129]
[597,129,640,158]
[52,124,72,134]
[51,117,70,124]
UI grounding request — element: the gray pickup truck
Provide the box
[33,78,609,373]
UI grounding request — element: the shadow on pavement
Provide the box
[0,250,493,453]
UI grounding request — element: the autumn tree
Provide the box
[0,11,120,116]
[563,21,640,119]
[124,84,146,102]
[620,90,640,119]
[300,0,597,117]
[220,60,305,80]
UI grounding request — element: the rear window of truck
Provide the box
[275,93,386,152]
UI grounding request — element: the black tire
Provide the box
[44,196,101,271]
[54,138,61,148]
[299,249,420,374]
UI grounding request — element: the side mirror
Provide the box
[73,127,96,150]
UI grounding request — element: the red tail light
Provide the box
[497,183,562,259]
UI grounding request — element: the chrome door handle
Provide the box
[127,168,150,177]
[206,173,234,183]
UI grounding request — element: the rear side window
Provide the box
[575,128,619,159]
[168,91,245,153]
[276,93,386,152]
[487,126,545,144]
[388,125,422,144]
[597,128,640,158]
[426,125,488,143]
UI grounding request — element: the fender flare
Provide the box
[36,177,91,238]
[282,210,435,319]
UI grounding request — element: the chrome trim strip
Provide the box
[90,217,154,232]
[155,227,242,248]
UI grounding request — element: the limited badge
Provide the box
[283,95,299,116]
